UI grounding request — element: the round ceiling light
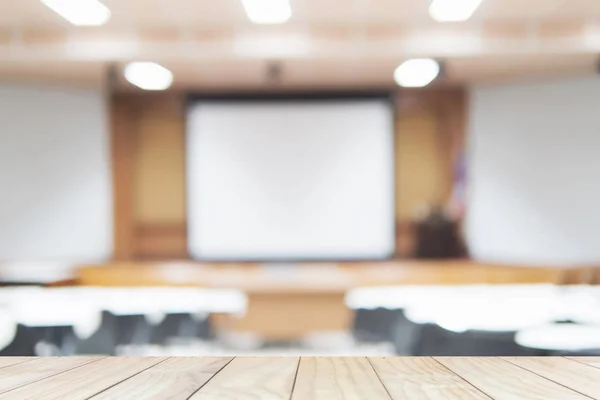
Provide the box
[429,0,483,22]
[393,58,441,88]
[241,0,292,24]
[124,62,174,91]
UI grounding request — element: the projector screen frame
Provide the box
[185,90,397,263]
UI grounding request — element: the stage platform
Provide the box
[76,260,593,289]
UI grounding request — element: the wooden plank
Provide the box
[437,357,589,400]
[110,95,138,260]
[503,357,600,399]
[90,357,232,400]
[0,357,101,395]
[190,357,299,400]
[291,357,390,400]
[368,357,490,399]
[0,358,32,370]
[0,357,165,400]
[567,357,600,368]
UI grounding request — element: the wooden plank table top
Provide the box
[0,357,599,399]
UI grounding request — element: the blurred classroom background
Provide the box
[1,0,600,357]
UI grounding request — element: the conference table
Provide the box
[0,356,598,399]
[75,261,595,340]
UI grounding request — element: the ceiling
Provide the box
[0,0,599,90]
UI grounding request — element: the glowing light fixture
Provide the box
[124,62,174,91]
[394,59,440,88]
[241,0,292,24]
[429,0,483,22]
[40,0,111,26]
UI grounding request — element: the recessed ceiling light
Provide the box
[429,0,483,22]
[124,62,174,91]
[241,0,292,24]
[394,59,441,88]
[40,0,111,26]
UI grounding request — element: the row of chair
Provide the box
[347,284,600,356]
[3,284,600,356]
[0,287,247,356]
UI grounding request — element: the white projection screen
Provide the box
[187,97,395,260]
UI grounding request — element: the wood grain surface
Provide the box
[0,357,597,399]
[189,357,299,400]
[0,358,32,370]
[567,357,600,368]
[436,357,591,400]
[503,357,600,399]
[0,357,101,395]
[91,357,232,400]
[292,357,390,400]
[0,357,164,400]
[370,357,491,400]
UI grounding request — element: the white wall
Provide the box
[466,77,600,265]
[0,84,112,262]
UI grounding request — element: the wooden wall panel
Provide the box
[395,113,444,220]
[110,93,188,260]
[133,95,186,224]
[111,95,137,260]
[135,222,187,260]
[132,95,187,259]
[394,88,467,257]
[110,88,467,260]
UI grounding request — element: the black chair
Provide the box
[150,313,191,345]
[115,314,152,347]
[1,324,76,356]
[389,311,421,355]
[150,313,215,345]
[353,308,405,343]
[35,326,78,355]
[0,324,38,356]
[74,311,118,356]
[549,349,600,356]
[412,323,540,356]
[196,317,213,341]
